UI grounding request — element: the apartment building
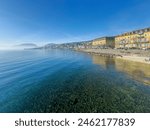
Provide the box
[115,27,150,49]
[92,37,115,48]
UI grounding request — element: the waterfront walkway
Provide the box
[76,48,150,64]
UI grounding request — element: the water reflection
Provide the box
[1,50,150,113]
[92,55,150,85]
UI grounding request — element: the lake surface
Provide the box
[0,49,150,113]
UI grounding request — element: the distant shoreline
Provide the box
[75,48,150,64]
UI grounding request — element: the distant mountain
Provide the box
[44,43,59,49]
[41,40,92,49]
[16,43,37,47]
[20,40,92,50]
[15,43,38,49]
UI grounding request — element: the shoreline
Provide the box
[75,48,150,64]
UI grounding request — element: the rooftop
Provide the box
[117,27,150,37]
[93,36,115,41]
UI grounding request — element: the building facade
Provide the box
[92,37,115,48]
[115,27,150,49]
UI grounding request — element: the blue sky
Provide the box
[0,0,150,46]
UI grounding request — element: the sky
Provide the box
[0,0,150,47]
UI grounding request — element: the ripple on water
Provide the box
[0,50,150,113]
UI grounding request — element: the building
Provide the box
[115,27,150,49]
[92,37,115,48]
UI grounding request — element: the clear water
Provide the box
[0,49,150,113]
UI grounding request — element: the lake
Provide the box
[0,49,150,112]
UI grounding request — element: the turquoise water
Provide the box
[0,49,150,113]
